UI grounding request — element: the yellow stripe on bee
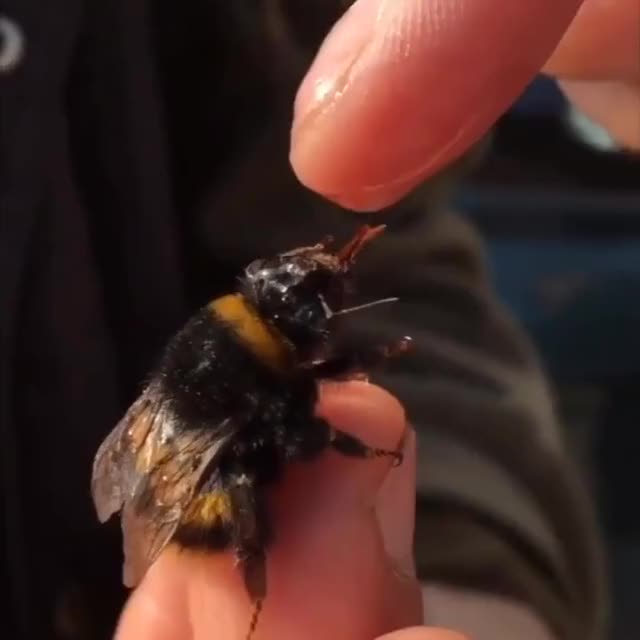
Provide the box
[182,491,232,525]
[209,294,289,371]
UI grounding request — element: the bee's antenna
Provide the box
[333,297,399,316]
[246,598,263,640]
[320,295,399,318]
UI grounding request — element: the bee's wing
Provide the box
[120,424,233,587]
[91,382,235,587]
[91,385,164,522]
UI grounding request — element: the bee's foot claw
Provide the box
[382,337,413,359]
[373,448,404,466]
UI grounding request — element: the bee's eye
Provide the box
[252,267,278,290]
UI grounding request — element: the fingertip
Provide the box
[115,549,191,640]
[377,628,469,640]
[291,0,583,207]
[317,380,406,451]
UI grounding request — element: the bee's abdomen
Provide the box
[174,519,233,551]
[173,491,234,551]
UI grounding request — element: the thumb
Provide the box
[115,382,422,639]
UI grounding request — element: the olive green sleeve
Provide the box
[354,211,609,640]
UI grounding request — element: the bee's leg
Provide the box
[330,429,404,466]
[276,396,333,463]
[226,472,270,639]
[240,547,266,640]
[282,408,403,466]
[227,473,269,602]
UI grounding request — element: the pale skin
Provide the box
[290,0,640,211]
[117,1,637,638]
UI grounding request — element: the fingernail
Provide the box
[292,0,376,135]
[376,428,417,578]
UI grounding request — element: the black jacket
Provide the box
[0,2,605,639]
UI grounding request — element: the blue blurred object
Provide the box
[510,75,567,117]
[455,114,640,381]
[454,184,640,380]
[486,241,640,380]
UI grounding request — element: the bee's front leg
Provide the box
[330,429,404,467]
[279,413,403,467]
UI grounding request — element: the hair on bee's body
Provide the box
[155,292,329,558]
[91,225,407,639]
[157,295,291,427]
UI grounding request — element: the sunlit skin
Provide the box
[290,0,639,212]
[117,1,636,638]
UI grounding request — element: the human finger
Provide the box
[544,0,640,81]
[290,0,583,211]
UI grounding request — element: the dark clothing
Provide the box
[0,2,606,639]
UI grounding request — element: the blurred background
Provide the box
[454,75,640,638]
[3,2,638,639]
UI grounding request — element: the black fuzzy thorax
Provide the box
[156,306,292,427]
[157,306,327,559]
[155,305,324,485]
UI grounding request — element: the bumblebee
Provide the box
[91,225,408,638]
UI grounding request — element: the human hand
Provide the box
[290,0,639,212]
[113,381,458,640]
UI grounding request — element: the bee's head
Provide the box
[241,225,389,358]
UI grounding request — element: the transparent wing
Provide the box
[120,425,233,586]
[91,382,235,586]
[91,387,161,523]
